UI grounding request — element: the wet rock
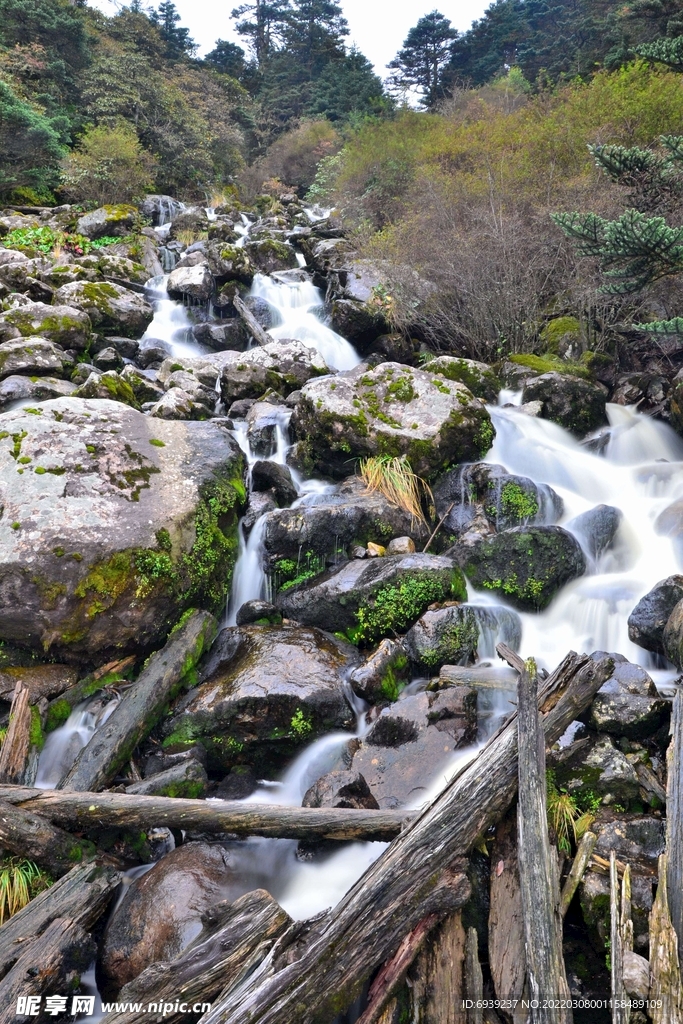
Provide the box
[348,638,410,701]
[404,604,522,671]
[192,320,248,352]
[592,814,665,873]
[242,491,277,534]
[244,239,298,274]
[329,299,386,350]
[93,347,123,372]
[292,362,494,480]
[77,252,149,287]
[386,537,415,555]
[205,242,254,284]
[585,657,669,739]
[455,526,586,612]
[235,600,282,627]
[73,370,139,408]
[165,625,359,774]
[212,766,258,800]
[137,341,171,368]
[350,689,477,808]
[140,195,184,226]
[246,401,288,457]
[244,296,278,330]
[94,336,139,361]
[0,398,245,661]
[168,207,209,241]
[428,356,501,403]
[125,759,208,798]
[302,770,379,810]
[54,281,153,338]
[553,735,641,807]
[118,365,165,405]
[0,663,77,702]
[300,236,355,276]
[0,301,92,351]
[434,463,563,533]
[522,372,608,436]
[628,575,683,655]
[262,477,428,563]
[166,264,213,303]
[149,388,198,420]
[251,461,297,507]
[662,598,683,669]
[622,951,649,1001]
[580,868,653,954]
[76,204,138,240]
[100,842,238,989]
[0,338,70,380]
[567,505,623,561]
[0,375,76,411]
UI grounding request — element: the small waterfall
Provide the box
[35,696,120,789]
[141,276,207,361]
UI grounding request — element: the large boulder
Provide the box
[100,843,237,989]
[164,625,359,774]
[404,603,522,670]
[329,299,386,350]
[521,372,608,436]
[428,356,501,403]
[244,239,298,274]
[662,598,683,669]
[0,302,92,351]
[262,476,428,563]
[0,338,70,381]
[0,398,246,662]
[76,252,149,287]
[455,526,586,611]
[291,363,494,480]
[628,575,683,655]
[434,463,563,533]
[205,242,254,284]
[166,264,214,302]
[76,205,138,240]
[567,504,623,562]
[0,375,76,412]
[584,657,669,740]
[553,734,641,807]
[276,552,466,645]
[53,281,153,337]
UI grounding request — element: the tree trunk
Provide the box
[515,655,572,1024]
[0,799,122,877]
[0,683,31,785]
[560,831,597,918]
[60,611,217,792]
[649,854,683,1024]
[0,787,413,843]
[233,296,272,347]
[409,911,466,1024]
[667,690,683,969]
[194,650,613,1024]
[488,813,525,1023]
[0,863,120,980]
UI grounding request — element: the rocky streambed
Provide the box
[0,194,679,1023]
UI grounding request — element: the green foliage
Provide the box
[546,770,597,854]
[489,482,539,524]
[510,353,590,379]
[0,80,65,197]
[349,570,466,645]
[0,858,51,925]
[290,707,313,739]
[275,552,326,591]
[61,121,157,205]
[388,10,457,109]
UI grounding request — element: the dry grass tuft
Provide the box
[359,455,432,526]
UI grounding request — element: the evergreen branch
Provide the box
[551,211,606,257]
[633,317,683,336]
[635,35,683,72]
[589,143,663,183]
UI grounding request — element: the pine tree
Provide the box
[388,10,457,109]
[150,1,195,59]
[284,0,348,78]
[231,0,291,67]
[636,35,683,72]
[205,39,247,80]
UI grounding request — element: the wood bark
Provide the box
[45,657,135,723]
[488,813,526,1023]
[610,852,628,1024]
[410,911,466,1024]
[0,863,120,980]
[60,611,217,792]
[233,296,272,347]
[0,799,122,877]
[124,760,207,797]
[649,854,683,1024]
[0,787,413,843]
[516,656,572,1024]
[0,683,31,785]
[559,831,597,918]
[464,928,483,1024]
[195,649,613,1024]
[101,890,291,1024]
[667,690,683,969]
[356,914,438,1024]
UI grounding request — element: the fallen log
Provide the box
[0,799,122,877]
[0,862,121,980]
[0,683,32,785]
[195,648,614,1024]
[0,787,413,842]
[488,813,525,1017]
[516,654,572,1023]
[648,854,683,1024]
[101,890,292,1024]
[667,690,683,966]
[356,913,438,1024]
[410,911,466,1024]
[60,611,217,792]
[464,928,483,1024]
[559,831,597,918]
[233,295,272,347]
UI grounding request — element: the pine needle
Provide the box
[359,455,432,526]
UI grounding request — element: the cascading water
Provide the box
[35,696,120,789]
[141,276,209,361]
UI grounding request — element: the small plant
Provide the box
[0,859,51,924]
[546,770,597,853]
[175,228,208,246]
[359,455,432,526]
[290,708,313,739]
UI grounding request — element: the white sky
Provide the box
[89,0,491,70]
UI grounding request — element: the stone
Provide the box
[0,375,76,412]
[348,638,409,701]
[434,462,563,532]
[591,815,665,874]
[72,371,139,409]
[622,951,649,1001]
[0,302,92,351]
[140,195,184,226]
[76,253,149,286]
[0,338,70,381]
[428,356,501,403]
[522,372,608,436]
[292,362,494,480]
[404,603,522,671]
[251,461,297,507]
[586,658,669,740]
[0,663,77,702]
[235,600,281,627]
[92,347,123,371]
[242,491,277,535]
[168,207,210,241]
[164,624,359,774]
[386,537,415,555]
[329,299,386,350]
[166,265,214,302]
[662,598,683,669]
[149,388,198,420]
[0,398,245,661]
[95,336,139,360]
[100,843,238,988]
[455,526,586,612]
[76,204,138,240]
[350,689,477,808]
[276,552,466,644]
[628,575,683,655]
[366,542,385,557]
[302,770,379,810]
[53,281,153,338]
[246,401,288,457]
[205,243,254,284]
[580,868,653,954]
[553,735,641,807]
[193,320,248,352]
[125,758,208,798]
[567,505,623,561]
[118,365,165,405]
[244,239,298,274]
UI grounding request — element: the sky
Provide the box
[89,0,491,70]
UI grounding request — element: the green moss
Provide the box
[149,438,166,447]
[29,705,44,751]
[10,522,20,531]
[155,528,172,552]
[349,569,467,645]
[45,698,72,733]
[17,456,31,465]
[98,374,139,409]
[487,482,538,524]
[24,408,42,415]
[510,353,590,380]
[540,316,581,354]
[419,612,480,668]
[431,358,500,400]
[34,466,46,475]
[53,547,65,557]
[158,779,206,799]
[10,431,27,460]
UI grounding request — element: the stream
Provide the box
[32,204,683,1015]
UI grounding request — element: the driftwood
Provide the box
[649,854,683,1024]
[0,916,96,1024]
[667,690,683,967]
[101,890,291,1024]
[0,683,31,785]
[610,852,628,1024]
[488,813,526,1022]
[464,927,483,1024]
[0,799,122,877]
[356,913,438,1024]
[194,649,614,1024]
[559,831,597,918]
[60,611,217,792]
[0,787,413,842]
[0,862,120,980]
[515,653,572,1024]
[124,759,208,797]
[233,295,272,347]
[45,657,135,722]
[410,911,467,1024]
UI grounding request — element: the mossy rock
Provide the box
[522,371,608,436]
[428,356,501,403]
[540,316,582,355]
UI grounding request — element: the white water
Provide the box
[141,276,208,360]
[35,696,120,789]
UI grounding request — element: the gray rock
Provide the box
[205,243,254,284]
[386,537,415,555]
[125,758,208,797]
[567,505,623,561]
[348,638,409,701]
[292,362,495,480]
[251,460,297,507]
[0,301,92,351]
[140,195,184,227]
[165,624,359,773]
[242,491,277,534]
[592,815,665,873]
[622,951,649,1001]
[168,207,209,241]
[580,867,653,953]
[76,205,138,240]
[72,370,139,407]
[192,321,248,352]
[95,336,139,360]
[118,364,165,405]
[554,735,641,806]
[53,281,153,338]
[167,264,214,302]
[246,401,288,457]
[329,299,386,350]
[586,657,669,739]
[244,239,298,274]
[662,598,683,669]
[404,603,522,671]
[235,600,281,627]
[428,356,501,403]
[149,388,197,420]
[303,770,379,810]
[0,375,75,411]
[628,575,683,655]
[522,372,608,436]
[435,462,563,532]
[0,338,70,380]
[76,253,149,286]
[276,552,466,644]
[0,398,245,661]
[93,346,122,371]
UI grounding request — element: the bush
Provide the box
[0,80,65,198]
[240,119,342,197]
[60,121,157,206]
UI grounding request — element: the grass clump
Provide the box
[546,770,598,854]
[359,455,432,526]
[0,859,51,924]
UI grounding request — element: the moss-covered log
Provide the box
[0,798,122,877]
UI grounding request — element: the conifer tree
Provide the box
[231,0,291,67]
[388,10,457,108]
[150,1,196,59]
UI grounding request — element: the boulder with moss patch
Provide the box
[404,603,522,671]
[244,239,298,274]
[53,281,153,338]
[0,397,246,663]
[428,356,501,403]
[72,371,140,409]
[0,302,92,351]
[0,338,71,381]
[522,372,608,436]
[292,362,494,480]
[76,205,138,240]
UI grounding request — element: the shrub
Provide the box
[60,121,157,206]
[240,119,342,197]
